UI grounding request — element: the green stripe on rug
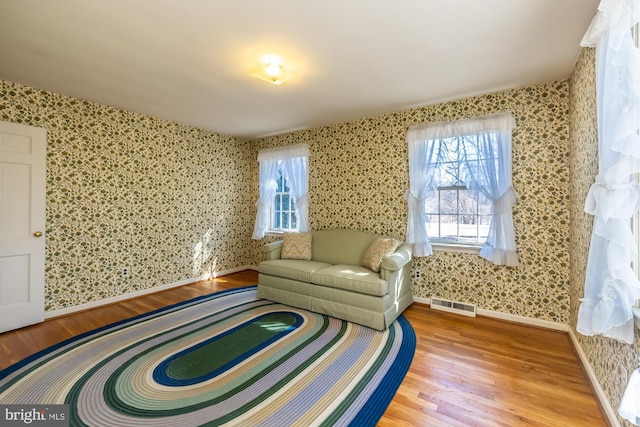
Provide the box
[0,286,415,427]
[159,312,301,383]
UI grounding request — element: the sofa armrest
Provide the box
[263,240,283,260]
[380,243,413,272]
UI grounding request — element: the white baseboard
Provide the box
[413,296,619,426]
[44,265,259,320]
[567,329,621,427]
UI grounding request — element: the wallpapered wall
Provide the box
[0,80,262,311]
[255,80,571,323]
[569,47,638,426]
[3,54,629,422]
[2,77,571,323]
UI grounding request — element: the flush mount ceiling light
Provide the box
[251,55,292,85]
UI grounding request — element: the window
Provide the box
[252,144,309,239]
[272,168,298,231]
[425,136,493,245]
[405,112,518,265]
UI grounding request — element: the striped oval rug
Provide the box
[0,286,415,426]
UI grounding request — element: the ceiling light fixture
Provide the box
[251,55,292,85]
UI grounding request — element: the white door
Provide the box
[0,121,46,333]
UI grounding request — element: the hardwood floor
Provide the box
[0,270,608,426]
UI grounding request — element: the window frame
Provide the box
[269,167,299,233]
[424,133,499,251]
[406,112,517,263]
[253,143,310,240]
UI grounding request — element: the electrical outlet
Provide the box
[415,270,421,279]
[122,267,130,278]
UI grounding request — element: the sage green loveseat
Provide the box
[257,229,413,330]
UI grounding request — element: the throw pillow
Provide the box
[281,232,312,260]
[362,237,400,272]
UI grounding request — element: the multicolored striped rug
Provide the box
[0,286,415,426]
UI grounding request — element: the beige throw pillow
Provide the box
[362,237,400,272]
[281,232,312,260]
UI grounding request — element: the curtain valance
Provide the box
[407,112,516,141]
[257,144,309,162]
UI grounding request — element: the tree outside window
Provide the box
[425,136,494,245]
[272,169,298,231]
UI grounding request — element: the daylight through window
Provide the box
[425,136,493,244]
[252,143,309,240]
[272,168,298,231]
[405,112,518,265]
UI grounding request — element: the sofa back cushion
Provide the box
[311,229,377,266]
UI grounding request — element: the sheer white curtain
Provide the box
[405,113,518,265]
[252,144,310,240]
[463,115,519,266]
[577,0,640,345]
[282,146,310,233]
[404,133,441,256]
[252,155,280,240]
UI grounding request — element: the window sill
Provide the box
[265,230,301,238]
[430,242,482,254]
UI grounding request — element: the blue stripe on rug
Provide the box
[0,286,416,427]
[349,314,416,426]
[0,286,257,380]
[153,311,304,386]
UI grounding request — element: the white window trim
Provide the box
[427,179,492,248]
[269,168,299,233]
[405,112,518,265]
[252,143,310,240]
[430,242,482,254]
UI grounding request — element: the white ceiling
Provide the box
[0,0,599,139]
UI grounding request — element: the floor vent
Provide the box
[430,297,477,317]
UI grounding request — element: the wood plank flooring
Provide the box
[0,270,608,426]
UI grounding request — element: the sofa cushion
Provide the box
[312,265,388,297]
[257,274,314,311]
[361,237,400,272]
[311,229,377,266]
[281,232,312,260]
[259,259,331,283]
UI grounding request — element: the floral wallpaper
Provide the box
[569,47,638,426]
[0,80,262,311]
[2,77,571,322]
[256,80,571,323]
[1,47,629,423]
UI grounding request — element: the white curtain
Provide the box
[252,144,310,239]
[577,0,640,345]
[282,153,310,233]
[620,367,640,425]
[405,113,518,265]
[464,115,519,266]
[404,133,441,256]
